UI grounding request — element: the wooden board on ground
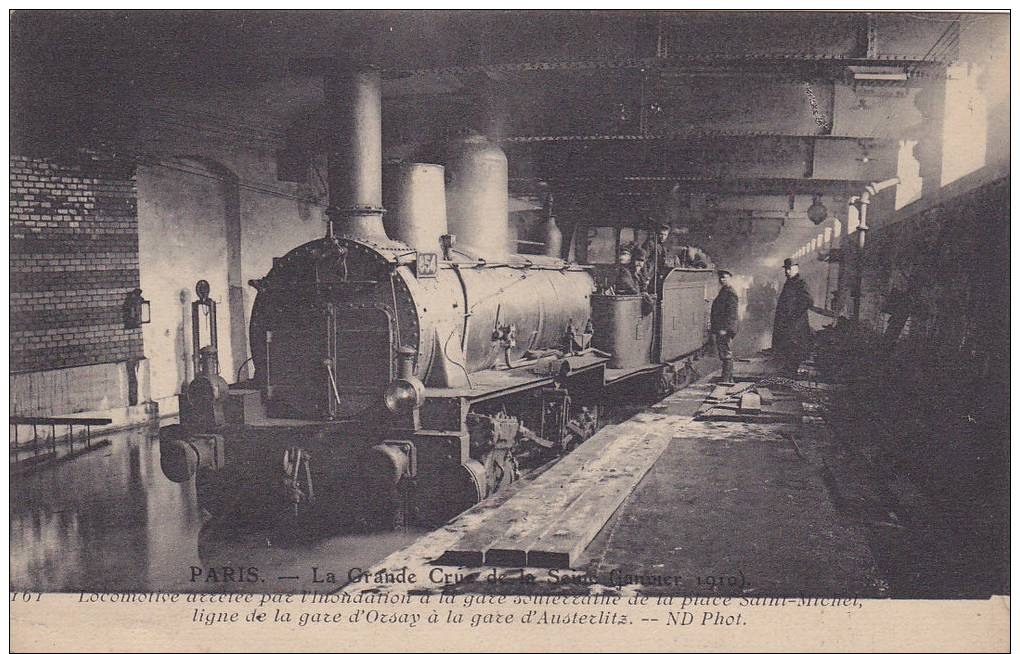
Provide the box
[442,415,685,566]
[525,428,676,569]
[708,385,730,401]
[739,393,762,414]
[481,424,653,566]
[696,412,799,425]
[707,381,753,403]
[440,428,625,565]
[802,402,824,415]
[483,421,672,566]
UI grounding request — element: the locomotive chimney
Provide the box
[324,65,390,242]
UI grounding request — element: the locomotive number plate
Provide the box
[415,252,438,278]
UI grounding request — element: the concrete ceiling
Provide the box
[11,10,1007,271]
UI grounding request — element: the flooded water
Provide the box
[9,423,424,592]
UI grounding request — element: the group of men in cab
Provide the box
[612,223,713,295]
[612,224,683,298]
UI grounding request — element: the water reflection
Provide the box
[10,424,423,592]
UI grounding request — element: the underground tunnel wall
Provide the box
[10,100,328,418]
[801,169,1010,580]
[10,152,149,416]
[135,107,327,414]
[794,164,1009,344]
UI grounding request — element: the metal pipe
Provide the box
[542,194,563,258]
[864,177,901,197]
[324,65,389,242]
[855,177,900,242]
[849,177,899,319]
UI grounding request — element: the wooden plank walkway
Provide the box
[442,412,685,567]
[525,427,674,568]
[442,421,639,566]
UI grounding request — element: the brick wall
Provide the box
[10,152,145,372]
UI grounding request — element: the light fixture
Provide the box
[856,140,873,164]
[123,289,151,329]
[847,65,909,82]
[806,195,828,225]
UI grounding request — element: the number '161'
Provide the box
[10,592,42,602]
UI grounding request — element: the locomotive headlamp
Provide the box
[195,279,211,301]
[383,378,425,415]
[384,346,424,415]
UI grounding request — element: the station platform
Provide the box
[343,359,888,597]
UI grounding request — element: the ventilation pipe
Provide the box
[848,177,899,319]
[383,162,449,253]
[323,65,390,242]
[850,177,900,250]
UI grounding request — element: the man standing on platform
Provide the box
[772,258,814,378]
[711,269,739,384]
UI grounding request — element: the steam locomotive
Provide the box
[159,66,717,531]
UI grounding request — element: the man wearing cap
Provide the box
[613,247,642,296]
[628,246,651,294]
[710,269,740,384]
[772,258,814,377]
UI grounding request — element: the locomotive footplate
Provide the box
[419,352,607,430]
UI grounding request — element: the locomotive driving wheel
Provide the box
[466,411,521,497]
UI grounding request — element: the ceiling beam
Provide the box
[383,55,945,81]
[511,176,864,197]
[501,132,883,143]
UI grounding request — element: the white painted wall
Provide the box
[941,63,988,188]
[136,97,328,408]
[137,162,233,402]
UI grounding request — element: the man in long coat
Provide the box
[772,258,814,377]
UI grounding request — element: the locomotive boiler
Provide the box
[159,65,717,531]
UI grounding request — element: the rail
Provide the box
[10,416,113,456]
